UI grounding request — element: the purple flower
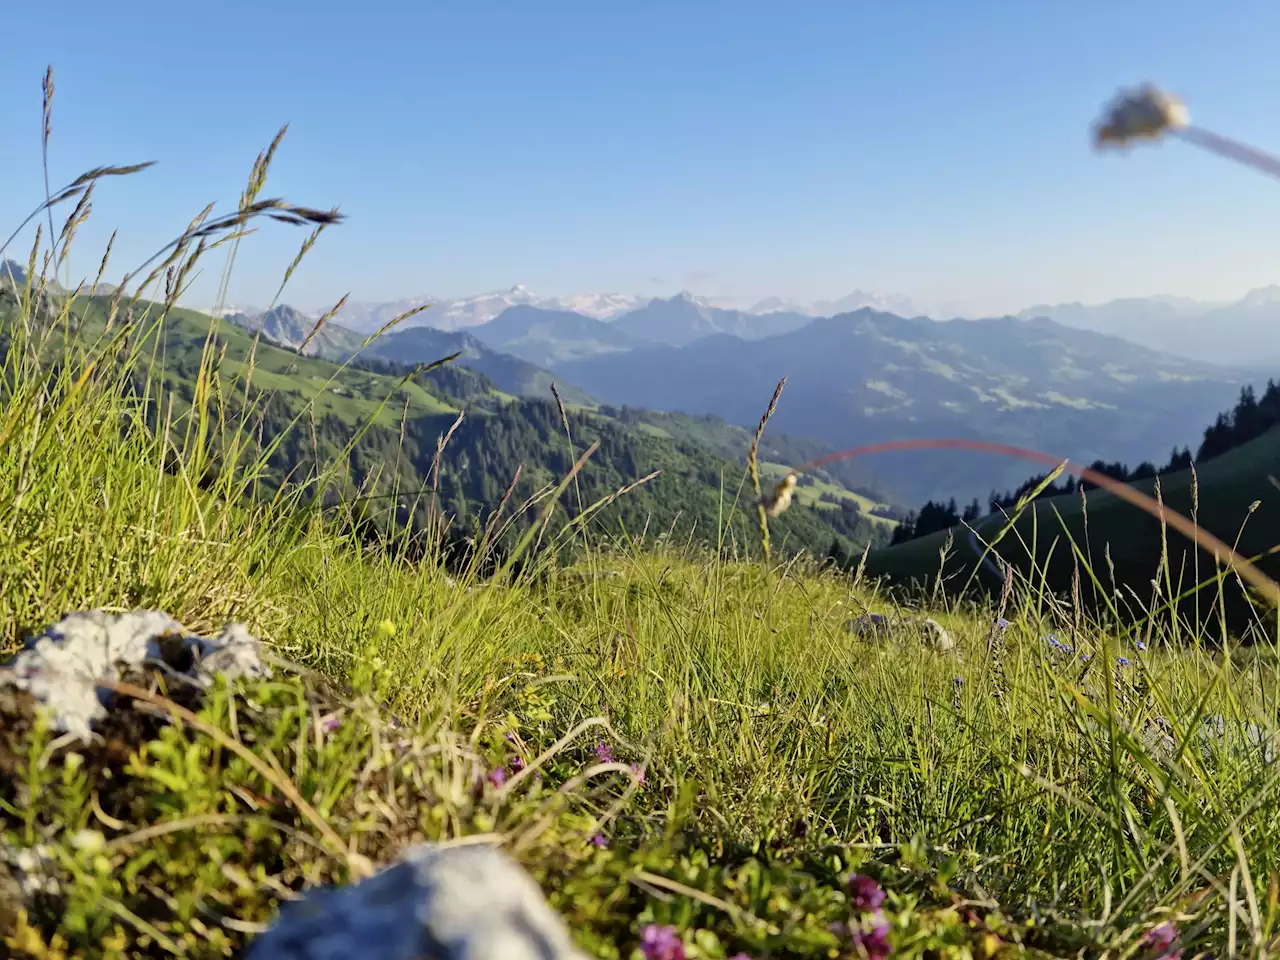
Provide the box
[846,873,886,912]
[639,924,685,960]
[487,766,507,789]
[1136,640,1148,651]
[1045,633,1073,654]
[994,617,1010,632]
[511,756,526,772]
[853,913,891,960]
[1116,656,1132,667]
[630,762,646,785]
[1144,922,1178,951]
[590,833,608,848]
[594,743,614,763]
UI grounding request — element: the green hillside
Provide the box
[863,426,1280,631]
[0,290,886,561]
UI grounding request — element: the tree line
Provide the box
[889,381,1280,546]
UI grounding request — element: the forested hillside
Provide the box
[0,288,887,562]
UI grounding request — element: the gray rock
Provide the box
[0,610,267,741]
[914,617,955,652]
[846,612,955,651]
[245,842,589,960]
[846,613,892,638]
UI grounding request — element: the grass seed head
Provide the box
[761,472,798,517]
[1094,83,1188,148]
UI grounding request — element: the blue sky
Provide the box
[4,1,1280,314]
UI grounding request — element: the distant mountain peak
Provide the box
[1240,285,1280,307]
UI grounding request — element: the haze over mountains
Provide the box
[1019,287,1280,366]
[219,284,1273,508]
[554,309,1263,504]
[218,279,1280,369]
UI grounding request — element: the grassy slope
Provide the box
[77,295,458,424]
[0,189,1270,959]
[863,427,1280,628]
[2,321,1276,957]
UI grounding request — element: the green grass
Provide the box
[863,428,1280,636]
[4,119,1280,960]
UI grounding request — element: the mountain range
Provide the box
[216,281,1280,508]
[300,286,969,336]
[552,309,1269,504]
[1019,287,1280,366]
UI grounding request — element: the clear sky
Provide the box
[4,0,1280,314]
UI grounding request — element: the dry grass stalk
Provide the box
[747,377,787,562]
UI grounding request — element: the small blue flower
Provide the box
[994,617,1010,632]
[1135,641,1148,651]
[1116,656,1132,667]
[1044,633,1073,654]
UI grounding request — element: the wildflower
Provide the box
[846,873,886,912]
[511,756,526,772]
[1045,633,1073,654]
[1144,922,1178,951]
[760,472,798,517]
[994,617,1010,632]
[1094,84,1189,148]
[590,833,608,848]
[630,762,646,785]
[1116,656,1132,668]
[853,912,891,959]
[728,955,754,960]
[594,742,614,763]
[639,924,685,960]
[487,766,507,789]
[1136,640,1148,651]
[953,676,964,685]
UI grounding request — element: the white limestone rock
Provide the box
[245,842,589,960]
[0,610,267,741]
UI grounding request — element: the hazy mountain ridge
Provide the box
[1020,287,1280,366]
[553,308,1268,504]
[467,305,645,366]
